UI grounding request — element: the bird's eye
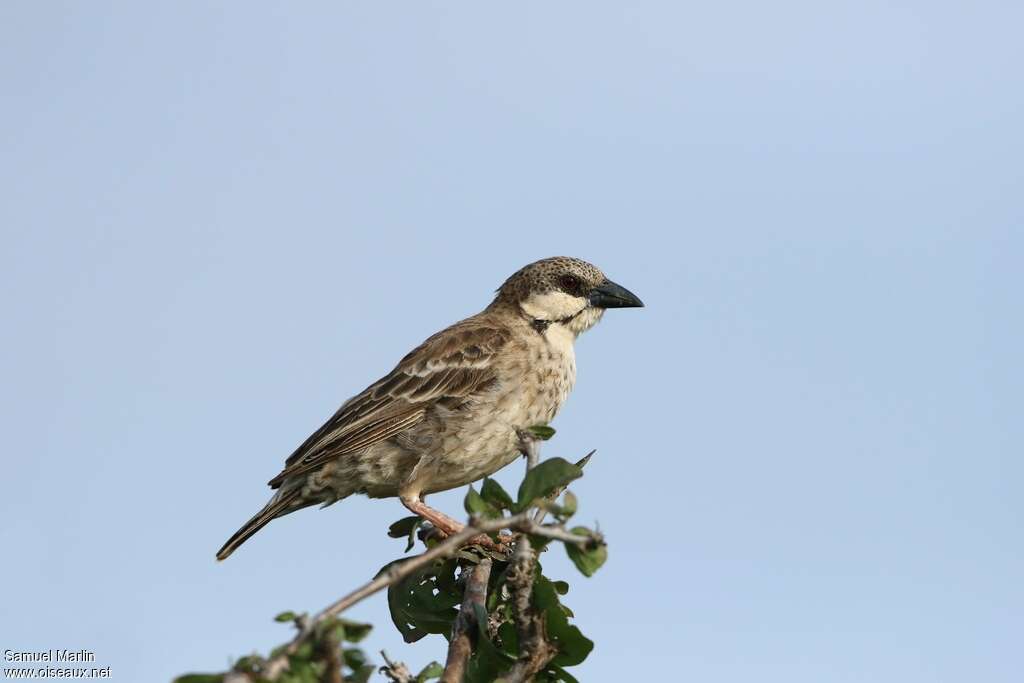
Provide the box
[560,275,581,293]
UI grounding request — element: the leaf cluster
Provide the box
[381,449,606,682]
[173,614,391,683]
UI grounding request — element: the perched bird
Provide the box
[217,256,643,560]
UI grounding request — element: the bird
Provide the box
[217,256,643,560]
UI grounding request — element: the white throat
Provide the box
[564,306,604,336]
[519,291,587,322]
[519,291,605,339]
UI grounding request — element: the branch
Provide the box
[521,520,599,546]
[502,536,557,682]
[440,558,493,683]
[264,513,531,680]
[319,625,343,683]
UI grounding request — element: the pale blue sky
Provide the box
[2,3,1021,682]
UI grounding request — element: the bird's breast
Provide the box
[507,324,577,426]
[415,325,578,494]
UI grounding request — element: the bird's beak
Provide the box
[589,279,644,309]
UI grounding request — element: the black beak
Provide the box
[589,279,644,309]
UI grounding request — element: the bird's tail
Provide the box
[216,488,305,561]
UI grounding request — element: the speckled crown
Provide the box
[496,257,605,302]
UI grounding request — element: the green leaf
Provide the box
[293,640,314,660]
[337,618,373,643]
[552,580,570,595]
[387,516,423,552]
[381,560,428,643]
[386,564,459,643]
[283,658,317,683]
[232,655,261,674]
[463,603,515,682]
[349,664,376,683]
[575,450,595,470]
[527,424,556,440]
[550,636,594,669]
[496,621,519,657]
[274,611,297,623]
[564,530,607,577]
[464,484,501,519]
[538,489,579,521]
[547,666,581,683]
[546,605,595,667]
[172,675,223,683]
[435,558,461,595]
[480,477,514,509]
[343,649,367,670]
[532,575,561,611]
[514,458,583,512]
[387,516,420,538]
[559,491,577,518]
[416,661,444,681]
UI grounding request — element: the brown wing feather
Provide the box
[267,319,509,488]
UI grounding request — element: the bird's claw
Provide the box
[417,522,513,555]
[466,531,514,555]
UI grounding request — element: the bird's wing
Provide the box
[267,320,510,488]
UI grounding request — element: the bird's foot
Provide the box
[418,524,512,554]
[465,530,513,554]
[515,427,542,470]
[402,497,513,554]
[401,497,464,537]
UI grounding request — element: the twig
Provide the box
[502,535,558,682]
[379,650,413,683]
[520,521,599,546]
[440,558,493,683]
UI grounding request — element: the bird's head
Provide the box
[494,257,644,336]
